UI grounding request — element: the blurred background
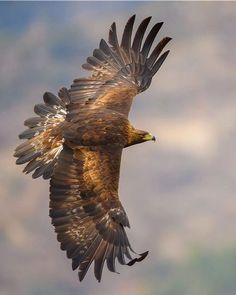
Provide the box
[1,2,236,295]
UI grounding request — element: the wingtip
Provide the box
[78,270,86,282]
[43,91,49,98]
[99,38,105,46]
[72,259,79,271]
[153,21,163,29]
[130,14,136,21]
[95,272,103,283]
[164,49,170,56]
[156,21,164,31]
[15,158,22,165]
[126,250,149,266]
[110,22,116,31]
[145,16,152,22]
[141,20,166,59]
[150,49,170,77]
[159,49,171,62]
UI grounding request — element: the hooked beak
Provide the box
[143,133,156,142]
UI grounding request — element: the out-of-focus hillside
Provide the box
[1,2,236,295]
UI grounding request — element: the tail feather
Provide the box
[14,92,67,179]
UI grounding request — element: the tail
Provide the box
[14,91,70,179]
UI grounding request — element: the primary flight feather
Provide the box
[14,15,171,282]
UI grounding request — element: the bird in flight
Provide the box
[14,15,171,282]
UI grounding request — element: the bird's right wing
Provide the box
[67,15,171,121]
[50,143,148,282]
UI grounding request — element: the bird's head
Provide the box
[142,132,156,142]
[126,129,156,147]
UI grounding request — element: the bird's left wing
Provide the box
[50,143,147,282]
[66,15,171,121]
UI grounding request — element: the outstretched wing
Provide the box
[67,15,171,121]
[50,143,147,282]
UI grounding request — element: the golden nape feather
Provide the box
[14,15,171,281]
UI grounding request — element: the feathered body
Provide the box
[14,15,171,281]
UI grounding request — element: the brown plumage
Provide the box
[14,15,171,281]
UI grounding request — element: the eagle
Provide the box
[14,15,171,282]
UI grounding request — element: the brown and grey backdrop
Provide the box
[1,2,236,295]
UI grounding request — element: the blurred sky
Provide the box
[1,2,236,295]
